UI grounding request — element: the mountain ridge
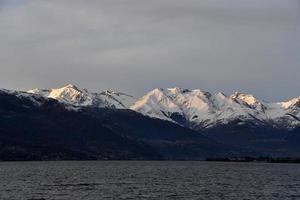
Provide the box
[1,85,300,159]
[26,84,300,130]
[0,88,251,160]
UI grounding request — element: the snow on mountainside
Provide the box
[280,97,300,109]
[27,84,136,109]
[130,88,183,121]
[0,88,49,107]
[230,92,266,112]
[130,88,263,128]
[5,84,300,130]
[130,87,300,129]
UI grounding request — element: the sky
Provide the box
[0,0,299,101]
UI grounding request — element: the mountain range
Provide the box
[0,84,299,160]
[28,84,300,130]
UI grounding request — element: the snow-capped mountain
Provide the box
[2,85,300,159]
[130,87,300,130]
[0,88,50,107]
[27,84,136,109]
[11,84,300,130]
[130,88,183,121]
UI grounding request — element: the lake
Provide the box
[0,161,300,200]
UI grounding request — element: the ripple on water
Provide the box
[0,161,300,200]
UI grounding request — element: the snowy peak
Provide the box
[28,84,136,109]
[231,92,261,106]
[28,84,93,106]
[166,87,193,95]
[24,85,300,129]
[214,92,227,99]
[131,88,228,127]
[167,87,184,95]
[48,84,91,106]
[280,97,300,109]
[1,88,51,107]
[190,89,212,98]
[130,88,182,121]
[61,84,80,90]
[99,89,136,108]
[229,91,268,113]
[130,87,300,129]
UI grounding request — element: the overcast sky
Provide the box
[0,0,299,101]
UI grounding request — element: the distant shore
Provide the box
[206,157,300,163]
[1,158,300,163]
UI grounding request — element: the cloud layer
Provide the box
[0,0,299,100]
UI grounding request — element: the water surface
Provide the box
[0,161,300,200]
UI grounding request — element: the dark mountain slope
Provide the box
[0,91,161,160]
[84,108,254,160]
[203,120,300,157]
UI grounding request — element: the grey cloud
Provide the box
[0,0,299,101]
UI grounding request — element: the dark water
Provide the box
[0,161,300,200]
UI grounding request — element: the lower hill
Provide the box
[203,120,300,157]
